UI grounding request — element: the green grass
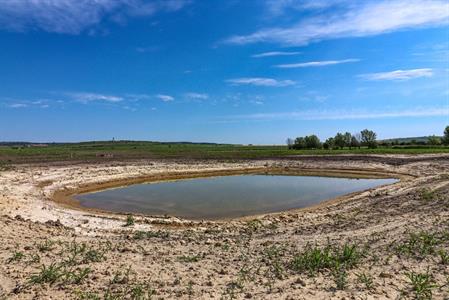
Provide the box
[406,270,436,300]
[290,243,363,275]
[394,231,449,258]
[1,141,448,163]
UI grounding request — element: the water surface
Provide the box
[75,175,397,220]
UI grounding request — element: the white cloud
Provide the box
[226,77,296,87]
[68,92,123,103]
[0,0,190,34]
[359,68,433,81]
[156,94,174,102]
[185,92,209,100]
[226,0,449,46]
[252,51,301,58]
[222,107,449,121]
[7,103,28,108]
[276,58,359,68]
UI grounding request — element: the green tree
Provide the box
[344,132,352,148]
[360,129,377,149]
[304,135,322,149]
[293,137,306,149]
[334,133,346,149]
[443,126,449,145]
[286,138,294,149]
[324,137,335,150]
[350,135,360,149]
[427,135,441,146]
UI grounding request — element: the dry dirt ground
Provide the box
[0,155,448,299]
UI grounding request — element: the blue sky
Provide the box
[0,0,448,144]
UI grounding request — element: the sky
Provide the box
[0,0,448,144]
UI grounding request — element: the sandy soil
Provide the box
[0,155,448,299]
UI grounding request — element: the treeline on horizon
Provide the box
[287,126,449,150]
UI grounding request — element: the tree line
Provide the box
[287,126,449,150]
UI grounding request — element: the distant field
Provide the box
[1,141,449,164]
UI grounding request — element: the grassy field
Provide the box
[1,141,449,164]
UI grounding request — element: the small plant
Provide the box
[36,239,55,252]
[7,251,25,263]
[178,254,201,263]
[245,219,263,232]
[406,270,436,300]
[29,263,64,285]
[420,189,436,202]
[124,215,135,227]
[290,242,362,275]
[395,231,446,258]
[110,266,132,285]
[357,272,374,290]
[332,263,347,290]
[73,290,101,300]
[439,250,449,265]
[67,267,91,284]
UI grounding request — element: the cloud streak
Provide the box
[0,0,191,34]
[276,58,359,68]
[226,77,296,87]
[156,94,174,102]
[252,51,301,58]
[359,68,433,81]
[225,0,449,46]
[221,107,449,122]
[185,93,209,100]
[68,92,124,103]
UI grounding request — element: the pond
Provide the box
[75,174,397,220]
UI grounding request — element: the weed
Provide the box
[178,254,201,263]
[73,290,101,300]
[406,269,436,300]
[124,215,135,227]
[36,239,55,252]
[29,263,64,285]
[110,266,132,285]
[245,219,263,233]
[332,263,347,290]
[356,272,374,290]
[222,281,244,299]
[67,267,91,284]
[7,251,24,264]
[420,189,437,202]
[439,249,449,265]
[395,231,447,258]
[290,243,362,275]
[28,253,41,264]
[262,245,285,280]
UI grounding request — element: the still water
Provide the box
[75,175,397,220]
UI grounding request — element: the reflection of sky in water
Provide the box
[76,175,397,220]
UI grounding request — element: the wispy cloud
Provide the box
[68,92,124,103]
[0,0,191,34]
[252,51,301,58]
[225,0,449,46]
[7,103,28,108]
[185,92,209,100]
[359,68,433,81]
[221,107,449,122]
[276,58,359,68]
[226,77,296,87]
[156,94,174,102]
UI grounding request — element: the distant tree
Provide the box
[286,138,294,149]
[443,126,449,145]
[304,135,322,149]
[334,133,346,149]
[350,135,360,149]
[323,137,335,150]
[293,137,306,149]
[343,132,352,148]
[428,135,441,146]
[360,129,377,149]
